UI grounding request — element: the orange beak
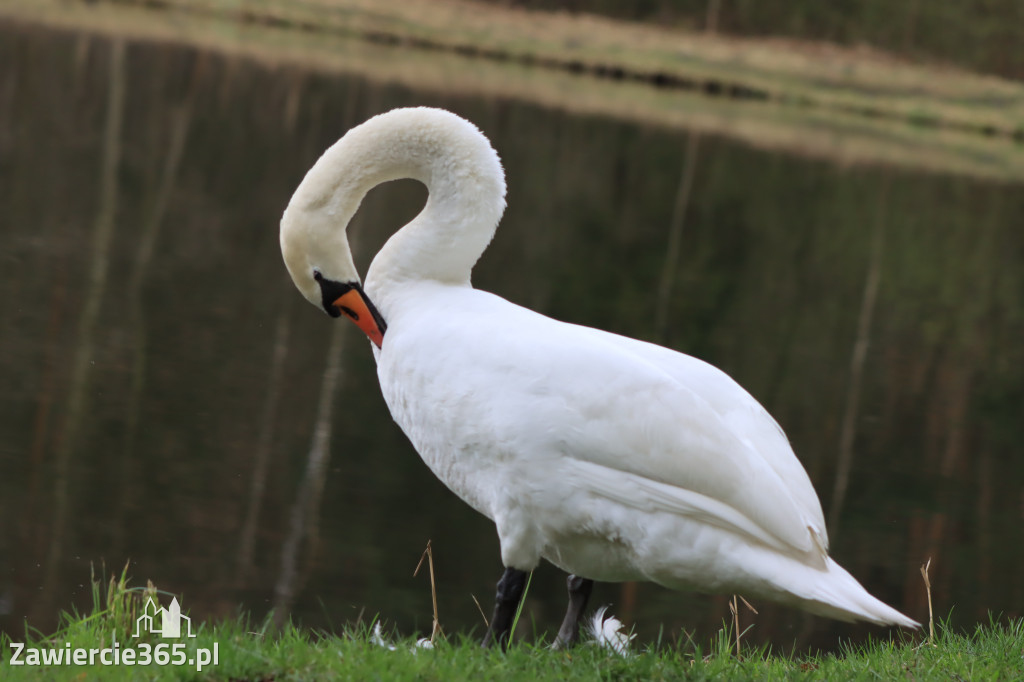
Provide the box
[332,288,386,349]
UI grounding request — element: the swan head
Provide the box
[281,106,506,350]
[280,201,387,348]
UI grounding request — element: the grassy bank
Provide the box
[2,571,1022,680]
[6,0,1024,137]
[20,0,1024,135]
[3,0,1024,182]
[471,0,1024,83]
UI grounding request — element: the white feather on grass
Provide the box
[370,622,435,652]
[371,622,398,651]
[586,605,636,657]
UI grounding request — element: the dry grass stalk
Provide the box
[729,594,758,658]
[470,593,490,628]
[413,539,443,643]
[920,558,935,646]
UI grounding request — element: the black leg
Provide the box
[553,574,594,649]
[481,567,528,649]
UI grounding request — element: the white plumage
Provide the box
[280,107,918,630]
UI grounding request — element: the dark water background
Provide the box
[1,24,1022,652]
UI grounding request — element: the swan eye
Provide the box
[313,269,323,282]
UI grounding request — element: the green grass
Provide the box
[2,569,1022,680]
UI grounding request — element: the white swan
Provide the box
[280,107,918,645]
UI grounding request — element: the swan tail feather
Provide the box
[798,558,919,628]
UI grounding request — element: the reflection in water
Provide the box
[39,38,125,625]
[236,303,291,587]
[116,69,197,559]
[655,131,701,341]
[828,174,890,536]
[273,321,347,627]
[1,23,1022,652]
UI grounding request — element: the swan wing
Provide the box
[566,457,802,556]
[591,330,830,553]
[531,327,826,561]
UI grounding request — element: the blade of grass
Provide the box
[509,570,533,643]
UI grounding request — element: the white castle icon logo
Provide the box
[132,597,196,638]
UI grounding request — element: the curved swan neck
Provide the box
[281,108,506,310]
